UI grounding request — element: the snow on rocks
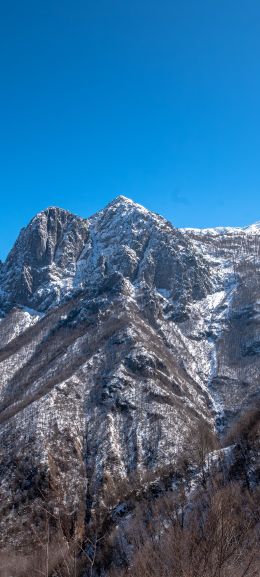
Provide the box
[0,196,259,548]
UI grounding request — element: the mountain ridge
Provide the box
[0,195,259,555]
[2,194,259,265]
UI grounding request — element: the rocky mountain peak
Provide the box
[90,194,171,231]
[105,194,148,211]
[0,206,89,312]
[0,196,212,315]
[0,197,259,556]
[107,194,136,206]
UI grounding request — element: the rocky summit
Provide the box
[0,196,259,550]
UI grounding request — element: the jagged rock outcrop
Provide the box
[0,196,259,550]
[0,206,89,312]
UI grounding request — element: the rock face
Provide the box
[181,223,260,424]
[0,196,259,548]
[0,207,89,313]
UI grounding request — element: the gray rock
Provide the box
[0,195,259,549]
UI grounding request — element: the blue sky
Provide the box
[0,0,260,260]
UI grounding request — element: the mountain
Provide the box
[0,196,259,558]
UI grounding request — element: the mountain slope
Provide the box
[0,196,259,552]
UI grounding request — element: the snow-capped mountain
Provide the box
[0,195,259,549]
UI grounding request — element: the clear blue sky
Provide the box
[0,0,260,260]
